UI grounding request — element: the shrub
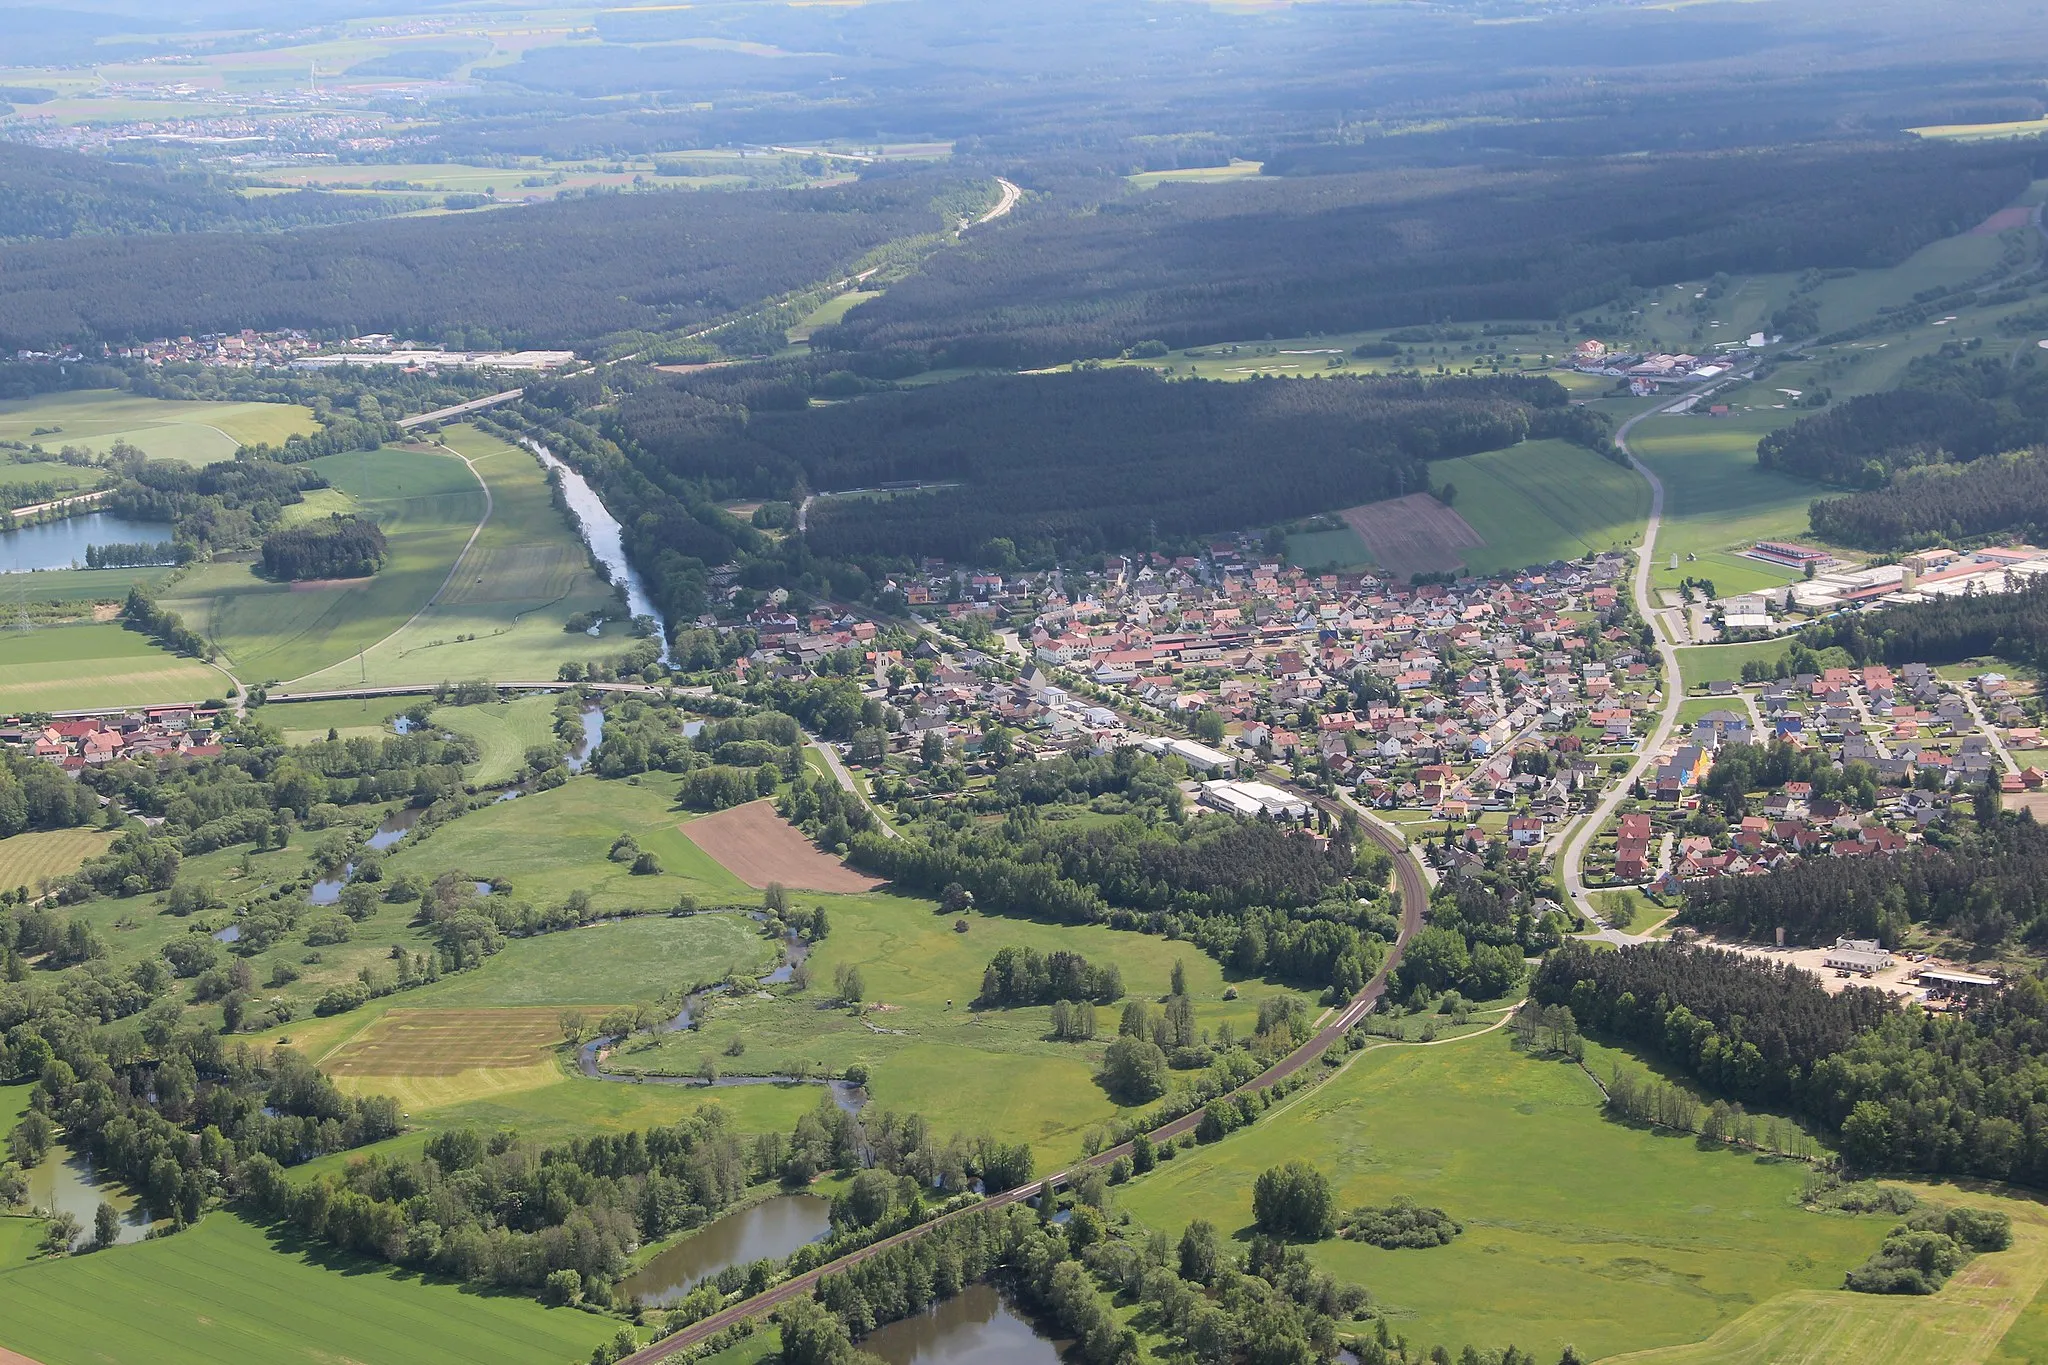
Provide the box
[1341,1197,1462,1248]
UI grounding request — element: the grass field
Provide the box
[1286,524,1374,572]
[0,460,101,497]
[0,828,116,891]
[256,695,411,744]
[418,913,774,1008]
[1675,640,1793,686]
[284,426,619,689]
[0,391,317,465]
[1437,438,1650,574]
[1623,408,1821,597]
[1128,160,1266,188]
[0,622,227,712]
[1119,1030,1913,1362]
[2,564,176,605]
[320,1007,570,1111]
[789,290,882,343]
[433,694,561,783]
[379,775,755,911]
[0,1212,614,1365]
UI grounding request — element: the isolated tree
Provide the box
[763,882,790,915]
[92,1200,120,1250]
[1252,1161,1337,1240]
[1099,1035,1169,1102]
[1179,1218,1222,1284]
[1170,959,1188,998]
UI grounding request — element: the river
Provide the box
[861,1283,1066,1365]
[617,1194,832,1305]
[520,437,671,662]
[0,511,174,573]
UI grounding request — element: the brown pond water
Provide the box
[860,1283,1066,1365]
[618,1194,831,1305]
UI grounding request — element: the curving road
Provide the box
[617,816,1428,1365]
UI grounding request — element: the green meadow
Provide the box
[0,1212,613,1365]
[1439,438,1651,574]
[0,391,317,465]
[1623,406,1819,596]
[1117,1029,1976,1362]
[420,913,774,1008]
[1675,640,1797,686]
[430,693,564,784]
[0,621,227,712]
[2,564,176,604]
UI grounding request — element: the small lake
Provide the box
[523,438,671,661]
[25,1143,150,1248]
[862,1283,1066,1365]
[617,1194,831,1305]
[365,806,422,852]
[0,512,173,573]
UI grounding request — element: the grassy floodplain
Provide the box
[0,621,226,712]
[428,693,563,784]
[0,391,317,464]
[0,1212,614,1365]
[1120,1028,2045,1362]
[0,827,116,891]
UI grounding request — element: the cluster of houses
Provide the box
[2,708,223,770]
[1569,339,1733,391]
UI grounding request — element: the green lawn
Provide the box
[284,426,621,689]
[1119,1030,1904,1362]
[1674,640,1793,686]
[1286,524,1374,572]
[1438,438,1651,573]
[380,773,755,912]
[0,621,227,712]
[0,391,318,465]
[0,1212,614,1365]
[431,694,562,784]
[256,695,411,744]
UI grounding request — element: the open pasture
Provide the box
[0,1212,613,1365]
[256,695,410,744]
[0,829,115,891]
[681,799,884,893]
[1436,437,1650,574]
[1338,492,1483,580]
[1623,405,1822,595]
[1117,1030,1962,1362]
[0,391,317,465]
[432,694,561,784]
[0,460,99,498]
[2,564,174,605]
[417,912,775,1009]
[379,775,754,911]
[0,622,225,712]
[284,426,618,689]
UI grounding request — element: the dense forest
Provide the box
[0,176,957,351]
[0,145,410,245]
[1810,447,2048,550]
[259,515,388,581]
[1776,579,2048,673]
[109,456,330,555]
[1681,811,2048,949]
[609,368,1589,563]
[1765,347,2048,492]
[816,144,2037,369]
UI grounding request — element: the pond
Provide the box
[564,705,605,773]
[524,438,671,662]
[365,806,422,852]
[0,511,173,574]
[308,863,354,905]
[24,1143,151,1248]
[617,1194,832,1306]
[861,1283,1066,1365]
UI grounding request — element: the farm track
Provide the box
[617,816,1428,1365]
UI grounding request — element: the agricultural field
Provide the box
[1,564,175,606]
[283,426,620,689]
[254,695,410,744]
[1436,438,1650,574]
[1337,493,1482,580]
[682,799,886,893]
[0,1212,614,1365]
[0,391,317,464]
[0,621,227,712]
[1622,406,1819,598]
[0,828,115,892]
[431,693,561,784]
[1119,1028,2042,1362]
[1127,160,1266,188]
[0,460,102,500]
[1284,522,1374,573]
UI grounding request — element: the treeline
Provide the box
[0,751,101,841]
[1680,813,2048,949]
[0,143,411,244]
[84,540,181,568]
[259,515,388,581]
[1810,447,2048,551]
[611,367,1578,562]
[108,455,328,554]
[1764,347,2048,491]
[0,176,957,351]
[120,586,207,658]
[1780,578,2048,672]
[978,947,1125,1007]
[815,144,2035,369]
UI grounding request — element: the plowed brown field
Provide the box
[680,800,883,893]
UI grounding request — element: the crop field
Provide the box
[0,391,317,465]
[1338,492,1484,579]
[0,1212,613,1365]
[3,564,174,605]
[285,426,618,689]
[321,1007,567,1110]
[432,694,561,784]
[162,444,485,685]
[1285,523,1374,573]
[1437,438,1650,574]
[1115,1029,1977,1362]
[0,828,115,891]
[681,800,885,892]
[380,775,754,910]
[1623,407,1821,597]
[0,622,226,712]
[619,888,1308,1165]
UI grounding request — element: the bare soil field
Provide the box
[2009,790,2048,822]
[324,1008,559,1077]
[1339,491,1485,579]
[1972,206,2035,235]
[680,800,883,893]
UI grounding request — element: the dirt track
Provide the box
[1339,492,1484,579]
[618,811,1428,1365]
[681,800,883,893]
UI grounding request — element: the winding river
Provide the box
[519,437,671,662]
